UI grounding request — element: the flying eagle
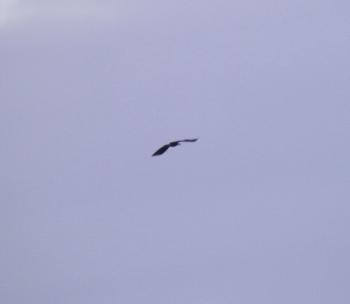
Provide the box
[152,138,199,156]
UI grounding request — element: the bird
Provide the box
[152,138,199,156]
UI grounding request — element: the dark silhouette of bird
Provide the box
[152,138,199,156]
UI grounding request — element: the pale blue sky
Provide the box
[1,1,350,303]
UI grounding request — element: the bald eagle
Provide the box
[152,138,198,156]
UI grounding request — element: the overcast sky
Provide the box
[1,1,350,303]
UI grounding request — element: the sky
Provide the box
[1,0,350,303]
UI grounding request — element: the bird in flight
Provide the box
[152,138,199,156]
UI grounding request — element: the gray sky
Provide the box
[1,1,350,303]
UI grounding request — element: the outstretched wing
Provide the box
[152,144,170,156]
[179,138,199,143]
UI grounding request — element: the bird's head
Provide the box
[169,141,180,147]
